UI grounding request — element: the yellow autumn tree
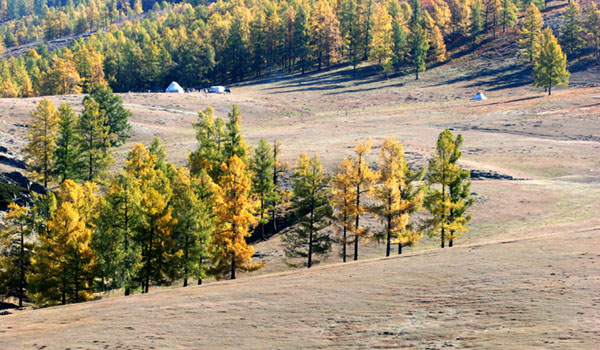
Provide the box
[373,137,424,257]
[518,3,544,63]
[332,157,356,262]
[370,1,393,74]
[42,52,82,95]
[311,0,342,69]
[210,155,263,279]
[348,139,377,261]
[23,98,60,188]
[28,180,98,307]
[430,25,447,63]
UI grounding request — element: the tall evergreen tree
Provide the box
[587,3,600,59]
[518,3,544,63]
[54,103,80,183]
[85,84,132,147]
[332,158,355,262]
[251,138,275,241]
[77,98,112,182]
[284,154,332,268]
[560,1,584,58]
[23,98,59,188]
[447,134,473,247]
[499,0,517,33]
[534,28,570,96]
[408,23,429,80]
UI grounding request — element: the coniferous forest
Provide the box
[0,0,597,96]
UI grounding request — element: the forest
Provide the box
[0,0,597,96]
[0,87,473,308]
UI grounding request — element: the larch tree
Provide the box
[390,0,409,73]
[409,23,429,80]
[28,180,98,306]
[96,173,143,295]
[23,98,59,188]
[425,129,465,248]
[348,139,378,261]
[499,0,517,33]
[0,203,33,308]
[125,143,178,293]
[361,0,375,60]
[370,1,393,74]
[86,84,132,147]
[223,105,249,165]
[447,134,473,247]
[587,3,600,59]
[341,0,364,70]
[283,154,332,268]
[41,54,81,95]
[332,158,355,262]
[211,155,263,279]
[251,138,275,241]
[189,106,225,180]
[560,1,584,58]
[311,0,342,70]
[470,0,484,39]
[171,167,213,287]
[430,25,447,63]
[518,3,544,63]
[372,137,424,257]
[78,98,112,182]
[534,28,570,96]
[54,103,80,183]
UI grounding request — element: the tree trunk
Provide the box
[260,198,265,240]
[308,206,314,268]
[230,251,236,280]
[548,84,552,96]
[386,195,391,257]
[19,228,24,308]
[416,68,419,80]
[398,242,402,255]
[441,184,445,248]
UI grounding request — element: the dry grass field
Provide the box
[0,33,599,348]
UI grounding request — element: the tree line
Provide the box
[0,88,473,308]
[1,0,597,97]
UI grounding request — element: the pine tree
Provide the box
[171,168,213,287]
[223,105,249,165]
[0,203,33,308]
[499,0,517,33]
[251,138,275,240]
[86,84,132,147]
[284,154,332,268]
[332,158,355,262]
[409,23,429,80]
[54,103,80,183]
[560,1,584,57]
[430,25,447,63]
[519,3,544,63]
[425,129,463,248]
[587,3,600,59]
[534,28,570,96]
[372,137,424,257]
[23,98,59,188]
[348,139,377,260]
[271,139,289,231]
[210,155,263,279]
[77,98,112,182]
[341,0,363,70]
[28,180,98,307]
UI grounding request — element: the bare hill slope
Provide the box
[1,221,598,349]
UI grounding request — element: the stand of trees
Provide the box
[1,94,473,308]
[2,0,593,97]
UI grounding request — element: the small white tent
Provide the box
[472,92,487,100]
[166,81,184,93]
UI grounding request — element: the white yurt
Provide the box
[166,81,184,93]
[471,92,487,100]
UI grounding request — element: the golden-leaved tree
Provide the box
[28,180,98,306]
[332,158,356,262]
[373,137,424,257]
[534,28,570,96]
[518,3,544,63]
[211,155,263,279]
